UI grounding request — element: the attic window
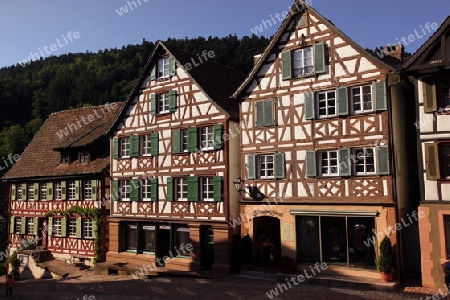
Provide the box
[158,57,170,78]
[61,152,71,164]
[79,151,90,163]
[150,57,176,80]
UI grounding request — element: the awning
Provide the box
[289,210,379,217]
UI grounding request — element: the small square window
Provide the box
[79,151,90,163]
[258,155,275,179]
[318,91,337,118]
[320,150,339,176]
[61,152,71,164]
[354,148,375,175]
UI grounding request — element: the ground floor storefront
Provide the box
[418,203,450,289]
[239,204,399,272]
[107,218,235,273]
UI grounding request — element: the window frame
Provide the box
[52,218,62,237]
[68,181,76,200]
[157,92,170,114]
[119,137,131,158]
[60,152,71,164]
[317,90,337,118]
[140,134,152,156]
[17,185,23,201]
[83,180,92,200]
[28,184,35,201]
[83,218,94,239]
[319,150,339,176]
[258,154,275,179]
[26,217,34,235]
[15,218,22,234]
[352,85,373,114]
[40,183,47,201]
[441,143,450,179]
[200,177,214,201]
[119,179,131,202]
[79,151,90,163]
[353,147,376,175]
[141,179,152,202]
[157,57,170,79]
[293,46,314,77]
[68,218,77,238]
[199,126,214,151]
[54,182,62,201]
[181,129,189,153]
[175,177,188,201]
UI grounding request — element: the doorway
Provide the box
[156,224,171,266]
[200,225,214,271]
[253,217,281,267]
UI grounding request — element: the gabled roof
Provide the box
[113,41,246,125]
[3,102,125,180]
[403,15,450,71]
[232,0,395,98]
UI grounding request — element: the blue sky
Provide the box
[0,0,447,68]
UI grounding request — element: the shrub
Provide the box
[377,236,394,273]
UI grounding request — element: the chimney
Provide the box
[383,44,404,63]
[253,54,262,66]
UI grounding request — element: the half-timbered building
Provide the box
[3,102,124,265]
[107,42,245,272]
[232,0,417,277]
[404,16,450,288]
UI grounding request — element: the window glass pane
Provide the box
[444,145,450,178]
[124,224,137,252]
[175,226,190,257]
[83,219,93,238]
[68,218,77,237]
[140,225,156,253]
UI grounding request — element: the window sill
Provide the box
[255,124,277,128]
[172,151,190,156]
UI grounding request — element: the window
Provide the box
[123,223,137,252]
[120,137,130,158]
[181,129,189,152]
[255,100,275,127]
[141,179,151,201]
[79,151,90,163]
[352,85,373,113]
[318,91,336,118]
[83,181,92,200]
[15,218,22,234]
[247,153,286,180]
[293,47,313,77]
[258,155,275,179]
[440,76,450,111]
[28,184,35,201]
[174,226,190,258]
[201,177,214,201]
[119,180,131,201]
[40,184,47,201]
[175,178,188,201]
[68,181,76,200]
[320,150,339,176]
[52,218,62,236]
[141,135,152,156]
[158,57,170,78]
[444,215,450,258]
[83,219,94,239]
[425,142,450,180]
[27,218,34,235]
[140,224,156,253]
[354,148,375,174]
[55,182,62,200]
[17,185,23,201]
[423,73,450,113]
[68,218,77,237]
[199,126,214,150]
[157,92,170,114]
[61,152,71,164]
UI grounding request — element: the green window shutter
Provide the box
[22,184,26,199]
[92,219,98,239]
[9,217,15,234]
[423,77,437,113]
[33,217,39,235]
[337,87,349,116]
[281,50,292,80]
[48,217,53,236]
[187,176,199,202]
[247,155,256,180]
[339,148,351,176]
[213,124,223,150]
[91,180,98,201]
[130,135,139,158]
[306,151,317,177]
[20,217,26,234]
[173,129,181,154]
[150,133,159,156]
[75,180,81,200]
[47,182,53,201]
[169,58,176,76]
[113,180,119,201]
[167,177,173,202]
[314,42,326,74]
[425,143,441,180]
[275,153,286,179]
[11,184,16,201]
[374,81,387,111]
[265,100,274,126]
[113,137,119,159]
[305,92,315,120]
[256,101,265,127]
[150,65,156,80]
[34,183,39,200]
[213,176,223,202]
[76,218,82,238]
[377,145,390,175]
[150,178,158,201]
[61,181,67,200]
[150,94,157,115]
[130,179,139,201]
[188,127,198,152]
[169,90,177,113]
[61,218,67,237]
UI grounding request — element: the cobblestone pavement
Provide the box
[1,271,442,300]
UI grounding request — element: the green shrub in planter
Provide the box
[377,236,394,273]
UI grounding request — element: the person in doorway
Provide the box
[5,274,14,297]
[261,236,275,273]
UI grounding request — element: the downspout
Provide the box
[386,71,403,282]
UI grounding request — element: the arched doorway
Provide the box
[253,216,280,267]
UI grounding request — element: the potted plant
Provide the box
[377,236,394,282]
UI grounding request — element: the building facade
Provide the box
[107,42,245,272]
[233,0,416,277]
[404,16,450,288]
[3,102,124,264]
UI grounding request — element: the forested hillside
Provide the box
[0,35,271,161]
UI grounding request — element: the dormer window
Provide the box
[61,152,71,164]
[79,151,90,163]
[158,57,170,78]
[150,56,176,80]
